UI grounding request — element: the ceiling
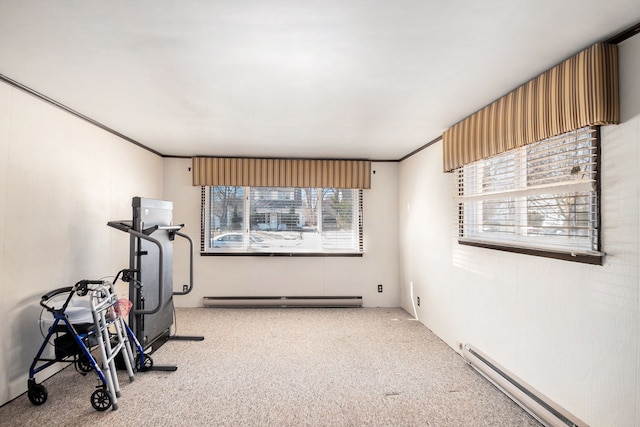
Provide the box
[1,1,639,161]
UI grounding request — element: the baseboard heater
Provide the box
[461,344,587,427]
[203,296,363,308]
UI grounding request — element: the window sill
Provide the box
[200,252,363,257]
[458,240,603,265]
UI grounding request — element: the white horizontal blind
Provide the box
[319,188,360,251]
[204,186,363,253]
[457,126,599,255]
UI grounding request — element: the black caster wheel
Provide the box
[77,354,93,373]
[27,382,48,406]
[135,354,153,372]
[90,388,112,411]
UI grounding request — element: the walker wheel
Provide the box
[27,383,48,406]
[135,354,154,372]
[77,354,93,373]
[90,388,112,411]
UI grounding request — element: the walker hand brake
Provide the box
[75,280,104,296]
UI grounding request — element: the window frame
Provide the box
[456,126,603,265]
[200,186,364,257]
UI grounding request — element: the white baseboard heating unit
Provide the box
[461,344,587,427]
[203,296,363,308]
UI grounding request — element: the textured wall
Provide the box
[399,37,640,426]
[0,81,163,405]
[398,34,640,426]
[164,158,400,308]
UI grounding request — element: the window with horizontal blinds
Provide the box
[202,186,363,255]
[457,126,600,261]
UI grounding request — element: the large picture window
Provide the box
[202,186,363,255]
[456,126,601,264]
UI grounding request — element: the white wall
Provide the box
[0,81,163,406]
[163,158,400,308]
[398,35,640,427]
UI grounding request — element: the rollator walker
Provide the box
[27,269,152,411]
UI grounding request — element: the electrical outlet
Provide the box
[377,284,383,293]
[183,285,188,292]
[417,296,420,306]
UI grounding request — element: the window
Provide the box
[202,186,363,255]
[457,126,601,263]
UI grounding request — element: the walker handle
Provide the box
[40,286,73,311]
[40,287,73,303]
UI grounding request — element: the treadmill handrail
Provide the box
[172,231,194,295]
[125,228,165,315]
[107,220,133,233]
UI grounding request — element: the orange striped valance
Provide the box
[192,157,371,189]
[443,43,619,172]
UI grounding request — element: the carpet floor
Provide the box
[0,307,540,426]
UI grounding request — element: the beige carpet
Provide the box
[0,307,540,426]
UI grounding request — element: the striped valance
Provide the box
[443,43,619,172]
[192,157,371,189]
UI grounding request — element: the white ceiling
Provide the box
[1,1,639,160]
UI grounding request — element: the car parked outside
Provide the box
[211,233,268,248]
